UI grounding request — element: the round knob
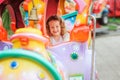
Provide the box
[70,52,78,60]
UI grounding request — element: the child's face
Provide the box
[49,20,61,37]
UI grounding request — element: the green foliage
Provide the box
[109,18,120,24]
[108,25,117,31]
[101,17,120,31]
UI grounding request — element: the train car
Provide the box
[0,0,97,80]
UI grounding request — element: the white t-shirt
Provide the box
[50,32,70,45]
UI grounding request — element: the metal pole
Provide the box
[89,15,96,80]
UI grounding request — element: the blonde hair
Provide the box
[46,15,67,36]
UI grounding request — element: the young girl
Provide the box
[46,15,70,45]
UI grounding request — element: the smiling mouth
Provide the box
[53,31,58,33]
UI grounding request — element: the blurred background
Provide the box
[0,0,120,80]
[94,0,120,80]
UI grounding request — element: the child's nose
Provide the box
[54,27,57,30]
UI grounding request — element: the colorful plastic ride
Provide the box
[0,18,12,51]
[0,0,96,80]
[0,49,61,80]
[0,27,64,80]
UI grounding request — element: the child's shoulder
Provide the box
[63,32,70,41]
[64,32,70,36]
